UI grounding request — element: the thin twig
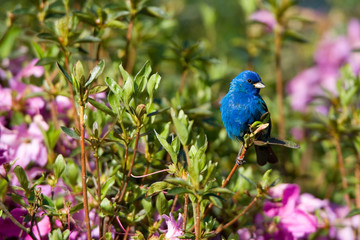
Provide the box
[215,196,258,233]
[179,68,188,94]
[118,128,141,203]
[171,195,179,213]
[0,200,37,240]
[80,104,92,239]
[334,136,351,208]
[183,194,189,231]
[131,169,170,178]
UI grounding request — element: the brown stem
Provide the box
[334,136,351,208]
[179,68,188,94]
[183,194,189,231]
[215,196,258,233]
[0,200,37,240]
[171,195,179,213]
[95,148,103,238]
[118,128,141,203]
[274,25,285,140]
[195,201,201,240]
[80,105,91,239]
[123,225,130,240]
[96,42,101,61]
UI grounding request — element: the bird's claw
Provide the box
[236,157,246,166]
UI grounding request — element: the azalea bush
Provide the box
[1,0,360,239]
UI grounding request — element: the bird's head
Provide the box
[229,70,265,94]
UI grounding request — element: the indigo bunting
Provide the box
[220,70,278,165]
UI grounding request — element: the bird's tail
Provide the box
[255,145,278,166]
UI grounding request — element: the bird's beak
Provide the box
[254,82,265,89]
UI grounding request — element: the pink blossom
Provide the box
[249,10,277,32]
[11,59,44,82]
[56,95,72,113]
[0,115,48,168]
[0,86,12,111]
[287,18,360,113]
[160,213,184,240]
[25,214,51,240]
[264,184,317,239]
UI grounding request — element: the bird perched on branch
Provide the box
[220,70,278,165]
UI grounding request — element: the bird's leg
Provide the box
[236,144,246,165]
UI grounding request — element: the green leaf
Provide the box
[42,194,56,207]
[119,64,134,107]
[54,154,66,179]
[146,181,172,197]
[74,60,86,86]
[37,32,59,42]
[171,109,189,145]
[105,19,127,29]
[209,196,223,208]
[283,30,308,43]
[142,6,167,18]
[88,85,109,95]
[75,36,101,43]
[107,92,122,116]
[164,178,192,188]
[37,58,57,66]
[154,130,177,165]
[342,86,359,106]
[167,187,193,196]
[100,198,114,215]
[85,60,105,88]
[105,76,124,102]
[261,169,272,188]
[13,166,29,192]
[74,12,97,26]
[141,198,153,216]
[66,161,79,186]
[88,98,116,117]
[0,26,21,58]
[346,208,360,218]
[70,202,84,214]
[207,187,233,195]
[156,192,167,215]
[63,229,70,240]
[101,176,115,199]
[60,126,80,139]
[57,62,72,84]
[134,61,152,93]
[147,73,161,99]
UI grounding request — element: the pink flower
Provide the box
[25,214,51,240]
[160,213,184,240]
[287,18,360,113]
[11,59,44,82]
[264,184,317,239]
[0,86,12,111]
[0,115,48,167]
[249,10,277,32]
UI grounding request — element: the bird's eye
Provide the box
[247,79,252,83]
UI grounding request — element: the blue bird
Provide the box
[220,70,278,165]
